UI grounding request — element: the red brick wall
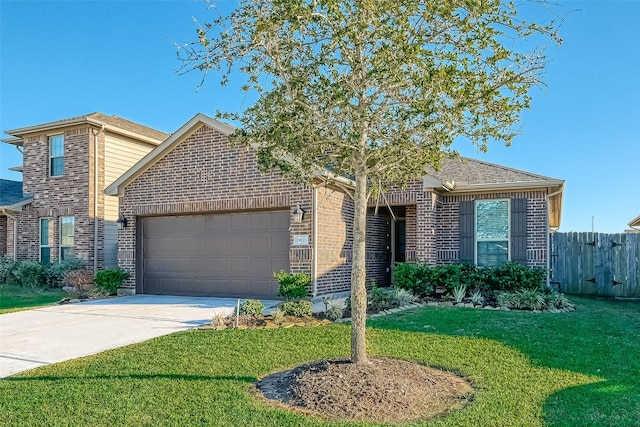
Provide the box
[0,216,6,257]
[118,124,314,291]
[436,190,549,267]
[16,127,96,265]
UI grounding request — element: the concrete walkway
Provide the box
[0,295,280,378]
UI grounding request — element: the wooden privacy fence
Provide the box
[550,232,640,298]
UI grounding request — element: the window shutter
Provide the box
[510,198,527,265]
[459,201,475,263]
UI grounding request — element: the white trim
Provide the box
[474,199,511,266]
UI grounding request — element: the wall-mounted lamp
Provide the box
[116,215,128,230]
[292,204,305,224]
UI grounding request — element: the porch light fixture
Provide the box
[292,204,305,224]
[116,215,128,230]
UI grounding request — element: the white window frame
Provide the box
[474,199,511,266]
[49,134,64,177]
[40,217,54,263]
[59,216,75,261]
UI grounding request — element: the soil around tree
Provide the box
[256,357,474,423]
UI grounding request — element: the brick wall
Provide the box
[365,208,391,287]
[118,123,313,291]
[0,216,6,257]
[436,190,549,267]
[17,127,95,265]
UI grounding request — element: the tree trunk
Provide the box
[350,163,368,364]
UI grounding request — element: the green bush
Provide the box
[368,283,396,311]
[237,299,265,317]
[273,270,309,300]
[393,288,417,306]
[0,257,18,284]
[325,299,344,321]
[511,288,546,310]
[44,258,85,288]
[545,290,572,309]
[489,262,546,292]
[433,263,463,291]
[392,263,434,296]
[14,261,46,288]
[94,268,130,295]
[279,300,313,317]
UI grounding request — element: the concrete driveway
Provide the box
[0,295,280,378]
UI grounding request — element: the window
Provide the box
[40,218,54,264]
[49,135,64,176]
[60,216,75,261]
[475,200,509,267]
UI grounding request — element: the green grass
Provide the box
[0,296,637,426]
[0,284,67,313]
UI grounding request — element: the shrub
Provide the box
[545,291,572,309]
[64,269,95,297]
[325,299,344,321]
[392,263,434,296]
[495,291,515,308]
[44,258,85,288]
[279,300,313,317]
[393,288,417,307]
[212,312,227,327]
[273,270,309,300]
[0,257,18,284]
[512,288,546,310]
[14,261,46,288]
[451,285,467,303]
[237,299,265,317]
[271,309,285,325]
[369,283,396,311]
[470,289,485,305]
[94,268,130,295]
[489,262,546,292]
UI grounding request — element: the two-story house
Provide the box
[1,113,167,270]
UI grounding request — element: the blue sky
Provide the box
[1,1,638,233]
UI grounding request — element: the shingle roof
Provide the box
[427,157,562,187]
[3,112,168,145]
[629,215,640,227]
[0,179,31,209]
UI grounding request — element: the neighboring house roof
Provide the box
[0,179,32,212]
[629,215,640,228]
[2,112,169,146]
[423,157,565,229]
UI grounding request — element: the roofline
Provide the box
[0,196,33,212]
[629,214,640,228]
[105,113,235,196]
[8,165,23,172]
[4,116,165,146]
[458,156,563,182]
[432,179,565,193]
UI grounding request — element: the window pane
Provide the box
[40,219,51,245]
[477,241,509,267]
[60,247,74,261]
[51,157,64,176]
[50,135,64,156]
[41,247,51,264]
[476,200,509,240]
[60,216,75,246]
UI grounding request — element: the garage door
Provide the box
[140,211,289,298]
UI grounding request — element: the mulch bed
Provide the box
[257,357,474,423]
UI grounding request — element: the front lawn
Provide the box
[0,296,637,426]
[0,284,66,313]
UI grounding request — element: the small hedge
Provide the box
[394,261,547,295]
[94,268,130,295]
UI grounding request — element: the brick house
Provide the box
[106,113,564,298]
[1,113,167,270]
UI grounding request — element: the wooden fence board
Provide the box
[550,232,640,298]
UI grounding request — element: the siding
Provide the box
[103,134,155,268]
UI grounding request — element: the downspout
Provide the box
[92,125,105,274]
[3,210,17,260]
[312,186,318,297]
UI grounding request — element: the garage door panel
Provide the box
[142,211,289,298]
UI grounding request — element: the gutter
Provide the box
[312,187,318,297]
[92,125,105,274]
